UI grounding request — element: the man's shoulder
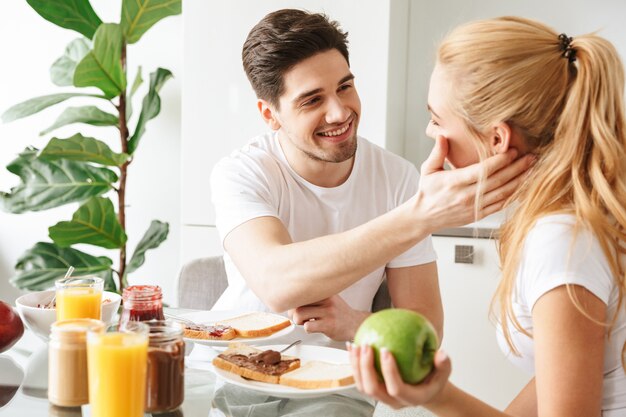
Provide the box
[228,132,279,161]
[213,132,284,176]
[358,137,417,175]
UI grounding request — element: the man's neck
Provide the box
[277,133,355,188]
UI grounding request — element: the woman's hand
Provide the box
[348,343,452,409]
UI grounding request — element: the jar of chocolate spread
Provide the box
[119,285,164,326]
[144,320,185,412]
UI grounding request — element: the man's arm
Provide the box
[386,262,443,341]
[225,142,533,312]
[288,263,441,342]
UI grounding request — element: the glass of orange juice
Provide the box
[87,322,149,417]
[55,276,104,321]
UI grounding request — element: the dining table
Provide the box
[0,307,378,417]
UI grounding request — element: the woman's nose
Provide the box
[425,122,437,140]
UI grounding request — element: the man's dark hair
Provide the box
[242,9,349,108]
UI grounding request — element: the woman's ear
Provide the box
[490,122,512,154]
[258,99,281,130]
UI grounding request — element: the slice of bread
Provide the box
[212,342,300,384]
[217,312,291,338]
[183,323,236,340]
[279,361,355,389]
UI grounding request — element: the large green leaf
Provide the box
[128,68,172,154]
[40,106,118,136]
[121,0,182,44]
[49,197,127,249]
[40,134,128,166]
[11,242,113,291]
[50,38,91,86]
[126,220,169,274]
[2,93,99,123]
[126,66,144,120]
[74,24,127,99]
[26,0,102,39]
[0,148,118,214]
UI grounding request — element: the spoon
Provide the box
[279,339,302,354]
[163,312,198,326]
[45,266,74,308]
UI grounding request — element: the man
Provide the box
[210,9,532,341]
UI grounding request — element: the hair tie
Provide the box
[558,33,577,63]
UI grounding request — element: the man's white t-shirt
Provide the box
[210,131,437,313]
[497,214,626,414]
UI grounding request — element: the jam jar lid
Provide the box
[123,285,163,301]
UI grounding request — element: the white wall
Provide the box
[433,236,531,409]
[0,1,182,305]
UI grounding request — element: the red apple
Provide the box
[0,301,24,353]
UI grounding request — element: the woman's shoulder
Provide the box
[526,213,585,245]
[520,212,615,306]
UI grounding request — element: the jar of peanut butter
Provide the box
[48,319,104,407]
[144,320,185,412]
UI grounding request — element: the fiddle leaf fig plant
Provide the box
[1,0,181,293]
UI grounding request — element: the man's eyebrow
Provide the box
[291,73,355,105]
[339,73,355,85]
[427,104,441,119]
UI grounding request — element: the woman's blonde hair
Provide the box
[437,16,626,354]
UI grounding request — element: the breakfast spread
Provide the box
[145,321,185,413]
[212,342,355,389]
[182,323,236,340]
[182,311,291,341]
[212,343,300,384]
[119,285,165,325]
[48,319,105,407]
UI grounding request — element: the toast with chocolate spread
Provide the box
[212,342,300,384]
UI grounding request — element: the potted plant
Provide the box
[1,0,181,293]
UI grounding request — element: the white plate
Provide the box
[211,344,356,399]
[180,310,296,347]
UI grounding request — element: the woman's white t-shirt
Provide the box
[497,214,626,414]
[210,132,437,313]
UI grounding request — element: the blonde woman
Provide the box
[349,16,626,416]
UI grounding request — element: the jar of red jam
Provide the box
[119,285,164,326]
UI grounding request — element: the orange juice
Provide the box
[56,288,102,321]
[87,327,148,417]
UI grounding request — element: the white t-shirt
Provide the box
[497,214,626,414]
[210,131,437,313]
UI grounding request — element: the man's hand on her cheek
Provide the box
[289,295,369,341]
[415,137,535,231]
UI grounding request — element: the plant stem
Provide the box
[118,43,130,292]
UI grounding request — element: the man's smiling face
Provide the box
[265,48,361,164]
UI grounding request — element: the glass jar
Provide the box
[144,320,185,413]
[119,285,164,326]
[48,319,104,407]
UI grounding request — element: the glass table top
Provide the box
[0,308,375,417]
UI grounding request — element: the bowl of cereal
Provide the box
[15,290,121,340]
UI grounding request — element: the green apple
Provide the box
[354,308,438,384]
